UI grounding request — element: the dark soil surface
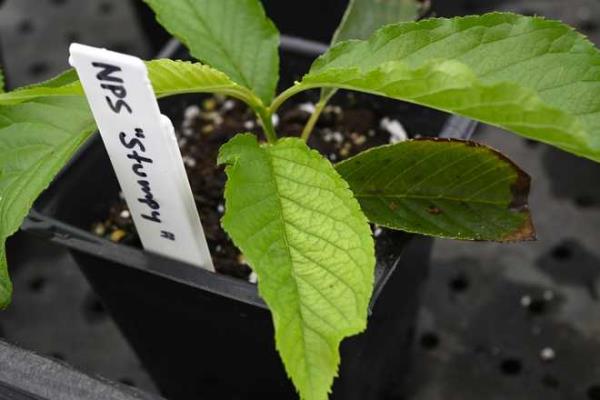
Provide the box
[91,92,445,280]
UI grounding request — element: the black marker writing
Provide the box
[161,231,175,241]
[119,128,163,224]
[92,61,132,114]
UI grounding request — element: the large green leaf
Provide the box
[143,0,279,105]
[0,97,96,308]
[336,139,534,241]
[288,13,600,162]
[0,59,262,308]
[218,134,375,400]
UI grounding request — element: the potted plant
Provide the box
[22,41,474,400]
[2,0,600,399]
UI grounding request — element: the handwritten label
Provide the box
[69,43,214,271]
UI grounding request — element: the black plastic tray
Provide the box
[0,339,164,400]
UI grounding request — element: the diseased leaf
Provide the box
[0,97,96,308]
[218,134,375,400]
[0,59,263,308]
[143,0,279,104]
[296,13,600,162]
[336,139,534,241]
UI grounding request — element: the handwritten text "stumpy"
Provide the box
[91,62,169,235]
[119,128,163,224]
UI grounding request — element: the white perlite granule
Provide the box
[248,272,258,284]
[183,105,200,121]
[298,102,316,114]
[271,113,280,127]
[380,117,408,143]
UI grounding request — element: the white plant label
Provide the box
[69,43,214,271]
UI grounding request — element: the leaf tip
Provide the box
[499,147,537,242]
[500,209,536,242]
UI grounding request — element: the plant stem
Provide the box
[269,84,307,115]
[256,107,277,143]
[300,99,327,141]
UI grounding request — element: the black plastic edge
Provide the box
[0,340,165,400]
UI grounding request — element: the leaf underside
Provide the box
[301,12,600,163]
[337,139,534,241]
[142,0,280,105]
[218,134,375,400]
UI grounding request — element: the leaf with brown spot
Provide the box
[336,139,535,242]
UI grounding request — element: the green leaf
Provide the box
[0,247,11,308]
[148,59,264,109]
[0,60,262,109]
[0,69,83,104]
[0,67,5,93]
[317,0,426,114]
[291,13,600,163]
[0,97,96,308]
[0,59,263,308]
[332,0,427,44]
[336,139,534,241]
[143,0,279,105]
[218,134,375,400]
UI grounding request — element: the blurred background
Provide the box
[0,0,599,399]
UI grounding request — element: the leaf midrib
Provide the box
[264,147,316,398]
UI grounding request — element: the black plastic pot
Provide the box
[22,38,476,399]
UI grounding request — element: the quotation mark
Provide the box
[160,230,175,241]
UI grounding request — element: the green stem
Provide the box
[300,99,327,141]
[269,84,308,115]
[256,107,277,143]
